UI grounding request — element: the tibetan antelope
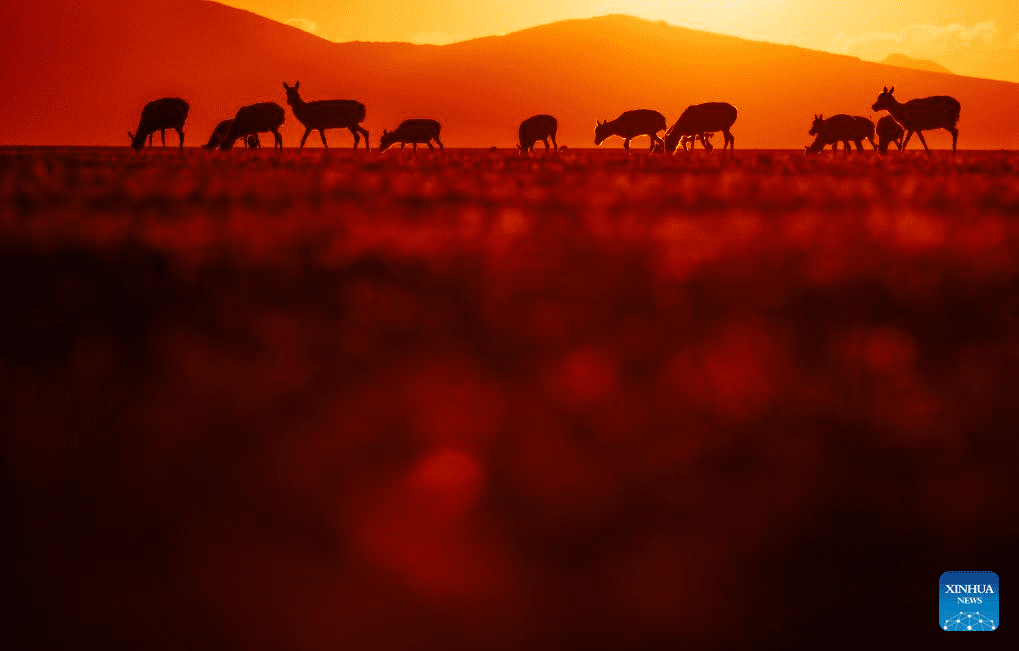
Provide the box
[594,110,667,152]
[518,115,558,154]
[872,86,961,154]
[282,81,369,151]
[219,103,285,150]
[129,98,189,150]
[379,119,443,152]
[876,116,906,154]
[204,120,233,149]
[805,114,873,156]
[206,120,261,149]
[661,102,737,154]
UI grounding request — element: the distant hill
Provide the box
[1,2,1017,149]
[881,54,953,75]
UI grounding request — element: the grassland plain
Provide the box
[3,147,1019,648]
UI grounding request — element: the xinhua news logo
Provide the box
[940,571,999,631]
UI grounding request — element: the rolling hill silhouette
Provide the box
[881,54,953,76]
[2,0,1018,149]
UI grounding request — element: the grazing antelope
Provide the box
[876,116,906,154]
[594,110,667,152]
[378,119,443,152]
[204,119,233,149]
[661,102,737,154]
[872,86,961,154]
[219,103,285,150]
[282,81,369,151]
[205,120,261,149]
[805,114,872,156]
[129,98,189,150]
[518,115,558,154]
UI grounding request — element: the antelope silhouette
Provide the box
[205,120,261,149]
[876,116,906,154]
[872,86,960,154]
[219,103,285,150]
[204,120,233,149]
[518,115,558,154]
[283,81,369,151]
[379,119,443,152]
[594,110,666,152]
[129,98,189,150]
[661,102,737,154]
[805,114,874,156]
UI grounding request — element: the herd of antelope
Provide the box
[128,83,962,156]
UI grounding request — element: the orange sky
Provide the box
[220,1,1019,82]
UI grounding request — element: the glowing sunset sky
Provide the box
[220,1,1019,81]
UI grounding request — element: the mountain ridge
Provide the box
[881,53,954,75]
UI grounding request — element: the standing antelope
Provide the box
[129,98,189,150]
[219,103,285,150]
[378,119,443,151]
[872,86,961,154]
[661,102,737,154]
[594,110,667,152]
[283,81,369,151]
[876,116,906,154]
[518,115,558,154]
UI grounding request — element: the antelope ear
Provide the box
[883,86,888,93]
[283,82,289,90]
[295,81,300,90]
[127,131,134,141]
[889,86,894,94]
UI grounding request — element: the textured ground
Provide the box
[3,148,1018,649]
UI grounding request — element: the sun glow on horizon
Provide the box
[216,1,1019,82]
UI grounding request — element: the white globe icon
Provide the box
[943,612,996,631]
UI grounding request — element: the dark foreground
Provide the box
[3,148,1018,649]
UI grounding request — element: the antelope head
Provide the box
[594,119,611,145]
[808,114,824,136]
[128,130,146,150]
[282,81,302,106]
[873,86,895,112]
[378,128,395,152]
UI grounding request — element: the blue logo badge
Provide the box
[940,571,999,631]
